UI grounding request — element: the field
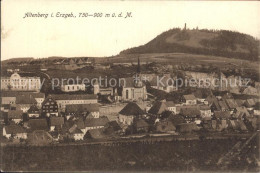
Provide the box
[1,138,259,172]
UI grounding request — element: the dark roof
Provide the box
[28,119,48,131]
[51,94,97,100]
[225,99,238,109]
[199,105,211,110]
[65,104,99,113]
[85,117,109,127]
[16,94,37,105]
[119,102,144,116]
[165,101,175,107]
[180,106,200,117]
[69,126,83,134]
[75,118,85,129]
[50,117,64,126]
[27,105,39,113]
[183,94,196,100]
[88,128,106,139]
[148,101,168,115]
[135,119,149,128]
[156,120,176,132]
[234,107,250,118]
[214,111,231,119]
[8,110,23,119]
[1,91,45,98]
[161,111,174,119]
[105,121,122,131]
[219,101,229,110]
[169,114,186,126]
[4,125,26,134]
[193,88,213,99]
[235,99,246,107]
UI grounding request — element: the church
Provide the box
[120,58,147,101]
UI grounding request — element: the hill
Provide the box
[120,28,259,61]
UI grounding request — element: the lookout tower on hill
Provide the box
[184,23,187,30]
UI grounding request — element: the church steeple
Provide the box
[137,57,141,74]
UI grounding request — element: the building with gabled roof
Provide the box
[134,119,150,133]
[181,94,197,105]
[50,117,64,131]
[225,99,238,110]
[27,105,40,118]
[65,103,99,118]
[84,116,109,131]
[42,96,59,117]
[213,111,231,120]
[50,94,97,112]
[119,102,145,125]
[27,119,48,132]
[3,125,27,139]
[8,110,23,124]
[148,101,168,115]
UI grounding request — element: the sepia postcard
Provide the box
[1,0,260,172]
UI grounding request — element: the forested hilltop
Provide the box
[120,28,259,61]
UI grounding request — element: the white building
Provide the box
[61,84,85,92]
[1,72,41,92]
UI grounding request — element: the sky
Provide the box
[1,0,260,60]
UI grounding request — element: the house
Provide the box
[213,111,231,120]
[65,103,99,119]
[179,106,201,124]
[51,94,97,112]
[84,116,109,132]
[27,105,40,118]
[8,110,23,124]
[68,125,84,140]
[235,99,246,107]
[218,101,229,111]
[16,94,37,112]
[181,94,197,105]
[206,95,221,111]
[199,105,212,119]
[242,86,258,96]
[148,101,168,115]
[134,119,150,133]
[86,128,106,139]
[3,125,27,139]
[233,107,251,119]
[41,96,59,117]
[165,101,177,114]
[150,75,176,93]
[104,121,122,136]
[193,88,213,103]
[244,99,256,109]
[27,119,48,132]
[50,117,64,131]
[155,120,176,133]
[118,102,145,125]
[225,99,238,111]
[61,84,85,92]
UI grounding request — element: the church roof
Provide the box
[119,102,145,116]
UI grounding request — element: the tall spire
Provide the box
[137,57,141,73]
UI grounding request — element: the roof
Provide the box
[245,99,256,107]
[214,111,231,119]
[135,119,149,128]
[199,105,211,110]
[69,125,83,134]
[65,104,99,113]
[27,105,39,113]
[85,117,109,127]
[105,121,122,131]
[183,94,196,100]
[169,114,186,126]
[88,128,106,139]
[156,120,176,132]
[51,94,97,100]
[180,106,200,117]
[218,101,229,110]
[50,117,64,126]
[4,125,26,134]
[16,94,37,105]
[225,99,238,109]
[193,88,213,99]
[235,99,246,107]
[148,101,168,115]
[1,91,45,98]
[8,110,23,119]
[234,107,250,118]
[165,101,175,107]
[28,119,48,131]
[119,102,145,116]
[161,111,174,119]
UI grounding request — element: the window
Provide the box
[126,90,129,99]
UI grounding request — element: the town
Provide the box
[1,57,259,146]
